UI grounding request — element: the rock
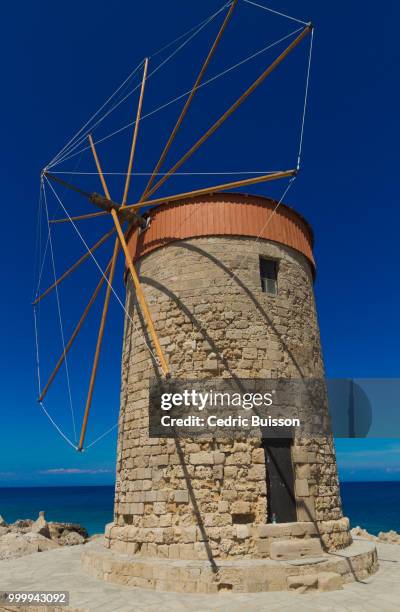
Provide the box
[31,512,50,538]
[378,529,400,544]
[0,531,59,560]
[317,571,344,591]
[11,519,33,533]
[0,515,7,526]
[0,525,10,536]
[351,526,377,541]
[48,522,88,541]
[270,538,323,560]
[59,530,85,546]
[351,526,400,544]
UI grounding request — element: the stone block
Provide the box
[295,479,310,497]
[204,360,218,372]
[297,496,316,521]
[270,538,322,560]
[287,574,318,592]
[236,525,250,540]
[248,465,265,481]
[231,501,250,515]
[254,523,292,538]
[292,449,308,463]
[213,452,225,465]
[174,490,189,503]
[251,448,264,463]
[256,539,270,554]
[296,464,311,479]
[150,455,169,466]
[190,452,214,465]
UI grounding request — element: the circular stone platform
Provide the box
[81,539,378,593]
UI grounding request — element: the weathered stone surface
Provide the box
[0,532,59,560]
[0,515,89,559]
[270,538,323,560]
[82,538,378,593]
[378,529,400,544]
[59,531,85,546]
[48,522,88,541]
[31,511,50,538]
[287,573,318,592]
[106,232,351,566]
[351,526,377,541]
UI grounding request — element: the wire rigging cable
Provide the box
[42,182,77,443]
[44,178,159,364]
[49,25,303,168]
[48,1,232,168]
[34,1,313,451]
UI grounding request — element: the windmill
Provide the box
[33,0,314,453]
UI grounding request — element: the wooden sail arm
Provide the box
[144,24,312,200]
[44,172,147,228]
[111,208,170,379]
[37,261,112,403]
[48,169,297,224]
[125,169,297,212]
[33,227,116,305]
[122,58,149,205]
[77,240,120,451]
[88,135,170,378]
[78,67,169,449]
[140,0,238,202]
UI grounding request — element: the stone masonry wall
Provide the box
[106,236,351,560]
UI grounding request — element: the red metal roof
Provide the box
[127,192,315,273]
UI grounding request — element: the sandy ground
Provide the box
[0,537,399,611]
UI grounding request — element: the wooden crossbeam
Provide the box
[37,261,112,403]
[48,169,296,224]
[125,169,296,211]
[140,0,238,203]
[50,210,109,224]
[78,238,119,451]
[144,24,312,200]
[123,59,148,204]
[33,227,116,305]
[78,64,168,450]
[111,207,170,378]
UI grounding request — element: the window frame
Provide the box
[259,256,279,295]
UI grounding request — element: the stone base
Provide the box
[81,538,378,593]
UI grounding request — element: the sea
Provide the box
[0,482,399,536]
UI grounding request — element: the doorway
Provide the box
[262,438,297,523]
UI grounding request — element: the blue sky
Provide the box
[0,0,399,487]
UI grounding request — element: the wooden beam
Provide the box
[78,240,119,451]
[48,169,296,224]
[125,169,296,212]
[122,58,148,205]
[111,208,170,377]
[38,261,111,403]
[140,0,238,202]
[145,24,312,200]
[33,227,116,305]
[78,132,170,451]
[50,210,109,224]
[78,137,122,451]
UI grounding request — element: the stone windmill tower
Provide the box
[35,3,378,593]
[81,194,377,592]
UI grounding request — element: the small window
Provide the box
[259,257,277,294]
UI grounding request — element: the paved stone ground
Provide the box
[0,538,399,612]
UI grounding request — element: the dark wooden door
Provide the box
[262,438,297,523]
